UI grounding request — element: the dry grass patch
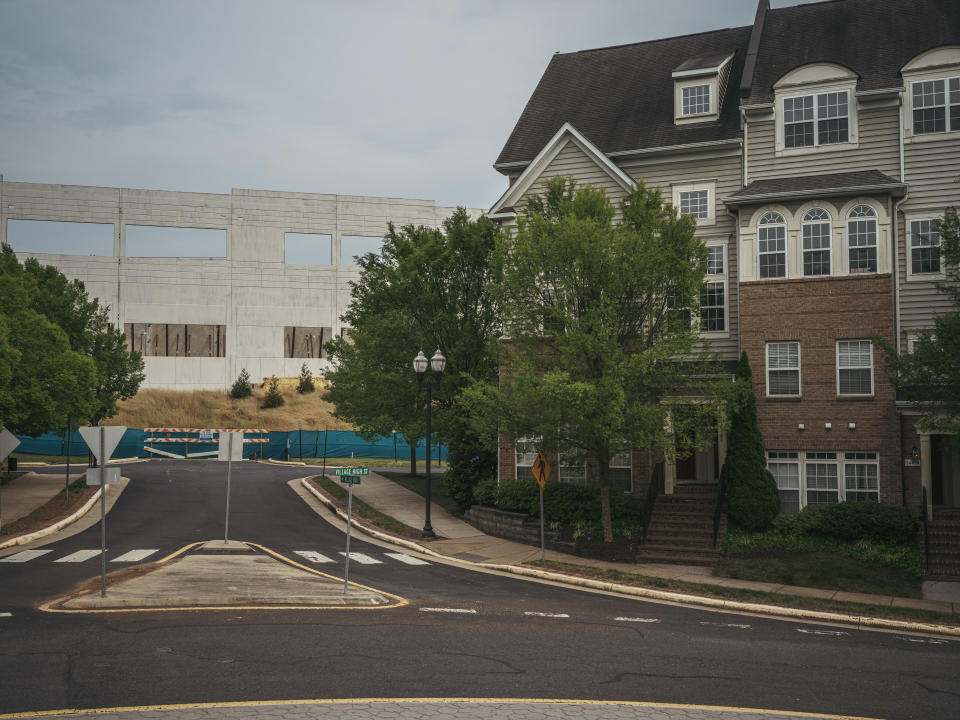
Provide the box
[104,387,355,431]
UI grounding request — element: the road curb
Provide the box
[266,458,308,466]
[0,488,103,550]
[299,477,960,637]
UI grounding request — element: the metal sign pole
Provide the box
[540,485,545,562]
[99,427,107,598]
[224,432,233,543]
[322,429,328,477]
[65,419,72,495]
[343,483,353,595]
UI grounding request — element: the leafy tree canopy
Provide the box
[886,209,960,435]
[463,177,738,541]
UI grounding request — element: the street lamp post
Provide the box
[414,348,446,538]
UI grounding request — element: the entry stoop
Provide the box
[636,483,723,566]
[926,509,960,580]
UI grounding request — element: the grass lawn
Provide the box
[310,476,423,540]
[714,550,923,598]
[299,457,414,469]
[11,453,91,465]
[377,470,461,516]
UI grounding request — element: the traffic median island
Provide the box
[0,475,98,548]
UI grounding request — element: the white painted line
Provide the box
[615,617,660,623]
[0,612,11,617]
[54,550,101,563]
[0,549,54,563]
[894,635,948,645]
[797,629,849,637]
[419,608,477,614]
[700,621,752,629]
[384,552,430,566]
[294,551,336,564]
[111,549,159,563]
[524,611,570,618]
[338,552,381,565]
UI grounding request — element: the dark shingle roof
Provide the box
[745,0,960,104]
[673,53,733,74]
[724,170,905,205]
[494,26,752,167]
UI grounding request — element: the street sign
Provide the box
[0,428,20,462]
[78,426,127,463]
[199,429,215,440]
[86,467,121,486]
[218,432,243,462]
[531,450,551,489]
[339,476,362,485]
[334,467,369,476]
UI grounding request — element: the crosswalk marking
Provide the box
[111,549,159,563]
[54,550,101,563]
[0,612,11,618]
[294,551,335,564]
[0,549,54,563]
[339,552,382,565]
[384,552,430,566]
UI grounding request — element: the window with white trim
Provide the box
[559,447,586,485]
[514,436,540,480]
[700,281,725,332]
[758,211,786,279]
[837,340,873,396]
[679,190,709,219]
[672,183,715,225]
[805,452,839,505]
[768,452,801,513]
[767,341,800,396]
[707,246,724,275]
[909,219,942,275]
[609,449,632,493]
[682,84,711,116]
[783,91,850,148]
[912,77,960,134]
[843,452,879,502]
[847,205,877,273]
[802,208,831,276]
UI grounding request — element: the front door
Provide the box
[932,435,960,508]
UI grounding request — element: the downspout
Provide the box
[892,91,910,514]
[742,108,749,187]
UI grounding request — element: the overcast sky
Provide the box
[0,0,811,211]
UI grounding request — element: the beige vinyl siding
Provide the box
[896,130,960,350]
[747,106,900,182]
[516,140,628,213]
[620,152,742,360]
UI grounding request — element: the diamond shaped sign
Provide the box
[78,426,127,463]
[0,428,20,463]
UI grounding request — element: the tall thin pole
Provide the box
[65,419,72,495]
[343,483,353,595]
[224,432,233,543]
[322,429,328,477]
[423,384,434,538]
[540,485,546,562]
[99,427,107,598]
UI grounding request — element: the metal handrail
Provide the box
[713,463,727,549]
[641,462,665,543]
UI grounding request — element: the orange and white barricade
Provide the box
[143,428,270,459]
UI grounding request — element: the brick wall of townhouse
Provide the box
[740,273,903,505]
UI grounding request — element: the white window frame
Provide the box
[559,447,587,485]
[846,204,878,274]
[843,452,880,502]
[672,182,716,226]
[609,449,633,494]
[907,217,944,278]
[766,341,801,397]
[514,435,541,480]
[775,81,858,155]
[836,339,874,397]
[700,278,726,334]
[801,208,832,277]
[768,451,801,513]
[757,211,787,279]
[804,452,840,506]
[707,245,725,276]
[674,77,720,124]
[908,76,960,136]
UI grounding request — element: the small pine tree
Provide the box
[297,362,315,394]
[230,368,252,399]
[262,375,284,408]
[725,351,781,530]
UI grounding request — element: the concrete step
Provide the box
[636,548,720,566]
[644,528,717,542]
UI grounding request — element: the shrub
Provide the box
[728,467,781,531]
[495,479,539,515]
[812,501,916,545]
[473,477,498,507]
[230,368,252,399]
[297,363,315,394]
[262,375,284,408]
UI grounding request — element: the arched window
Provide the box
[758,211,787,279]
[847,205,877,273]
[802,208,831,276]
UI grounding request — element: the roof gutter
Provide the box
[606,137,742,159]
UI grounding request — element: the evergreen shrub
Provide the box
[296,363,315,394]
[262,375,284,408]
[812,501,916,545]
[230,368,252,399]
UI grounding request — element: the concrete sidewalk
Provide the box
[329,469,960,616]
[0,471,83,525]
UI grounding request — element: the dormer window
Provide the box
[902,47,960,138]
[773,63,858,155]
[672,53,733,125]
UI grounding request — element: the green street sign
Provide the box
[340,476,362,485]
[334,467,369,476]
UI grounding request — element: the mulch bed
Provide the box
[1,486,98,540]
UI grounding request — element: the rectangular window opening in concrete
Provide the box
[340,235,384,266]
[125,226,226,259]
[125,324,226,357]
[6,219,114,256]
[285,233,332,265]
[283,326,333,358]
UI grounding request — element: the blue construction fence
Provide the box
[13,429,447,463]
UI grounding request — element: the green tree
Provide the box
[263,375,284,408]
[324,208,502,491]
[724,351,780,530]
[886,209,960,435]
[297,362,315,394]
[463,177,735,541]
[231,368,253,399]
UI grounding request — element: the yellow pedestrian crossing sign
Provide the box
[531,450,551,489]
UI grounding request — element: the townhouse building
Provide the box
[488,0,960,556]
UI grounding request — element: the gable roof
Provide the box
[744,0,960,104]
[494,25,751,169]
[489,122,634,216]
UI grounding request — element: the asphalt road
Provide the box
[1,460,958,719]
